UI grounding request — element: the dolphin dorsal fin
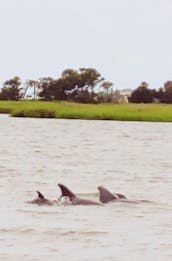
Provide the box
[98,186,118,203]
[36,191,45,199]
[58,184,76,199]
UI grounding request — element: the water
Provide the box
[0,114,172,261]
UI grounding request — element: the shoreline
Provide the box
[0,101,172,122]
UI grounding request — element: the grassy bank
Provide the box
[0,101,172,122]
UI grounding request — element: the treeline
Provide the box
[0,68,172,104]
[0,68,113,103]
[129,81,172,104]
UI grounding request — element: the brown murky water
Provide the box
[0,114,172,261]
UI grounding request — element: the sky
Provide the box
[0,0,172,89]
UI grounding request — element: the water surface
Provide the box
[0,115,172,260]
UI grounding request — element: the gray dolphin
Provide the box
[27,191,54,205]
[97,186,151,204]
[97,186,128,203]
[58,183,102,206]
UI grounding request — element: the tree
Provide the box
[151,88,165,103]
[23,78,53,100]
[101,81,113,95]
[164,81,172,93]
[129,82,153,103]
[0,76,21,100]
[39,78,70,101]
[79,68,104,93]
[101,81,113,102]
[164,81,172,103]
[38,68,108,102]
[139,81,149,88]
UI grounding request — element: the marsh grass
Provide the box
[0,101,172,122]
[0,101,20,114]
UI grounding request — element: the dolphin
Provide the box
[97,186,127,203]
[58,183,102,206]
[27,191,54,205]
[97,186,145,204]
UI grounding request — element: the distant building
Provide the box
[112,89,133,103]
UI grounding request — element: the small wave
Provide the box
[41,230,108,237]
[17,208,62,215]
[0,228,34,233]
[0,227,108,237]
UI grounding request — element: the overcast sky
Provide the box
[0,0,171,89]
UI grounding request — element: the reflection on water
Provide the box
[0,114,172,261]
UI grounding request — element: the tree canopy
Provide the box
[129,82,153,103]
[39,68,107,102]
[0,76,21,100]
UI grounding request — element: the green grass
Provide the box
[0,101,172,122]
